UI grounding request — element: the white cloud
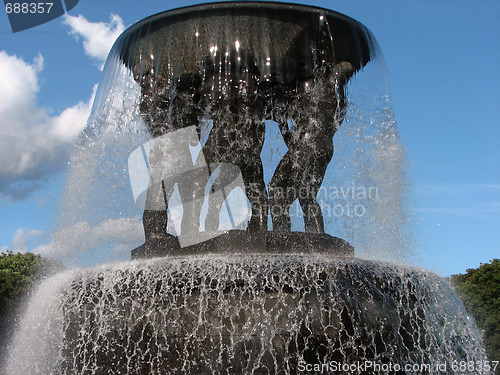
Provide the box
[34,218,144,261]
[63,13,125,69]
[0,13,127,201]
[11,228,44,253]
[0,51,95,201]
[1,228,44,253]
[0,52,43,114]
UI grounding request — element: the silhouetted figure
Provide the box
[269,62,354,233]
[201,49,269,232]
[139,72,206,240]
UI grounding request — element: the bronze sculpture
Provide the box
[115,2,373,256]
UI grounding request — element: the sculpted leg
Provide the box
[143,179,171,240]
[241,157,268,231]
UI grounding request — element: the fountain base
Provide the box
[5,256,487,374]
[132,231,354,259]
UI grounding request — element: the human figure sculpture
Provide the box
[201,49,268,232]
[139,71,206,240]
[137,55,355,240]
[138,48,269,240]
[268,61,354,233]
[115,4,373,255]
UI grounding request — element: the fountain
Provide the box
[4,2,489,374]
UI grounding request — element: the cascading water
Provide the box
[3,2,488,374]
[5,256,486,374]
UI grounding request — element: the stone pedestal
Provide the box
[51,257,486,374]
[132,231,354,259]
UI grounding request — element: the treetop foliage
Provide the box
[0,251,64,312]
[451,259,500,372]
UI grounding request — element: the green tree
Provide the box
[0,251,64,366]
[451,259,500,373]
[0,251,64,312]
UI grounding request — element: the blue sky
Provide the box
[0,0,498,276]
